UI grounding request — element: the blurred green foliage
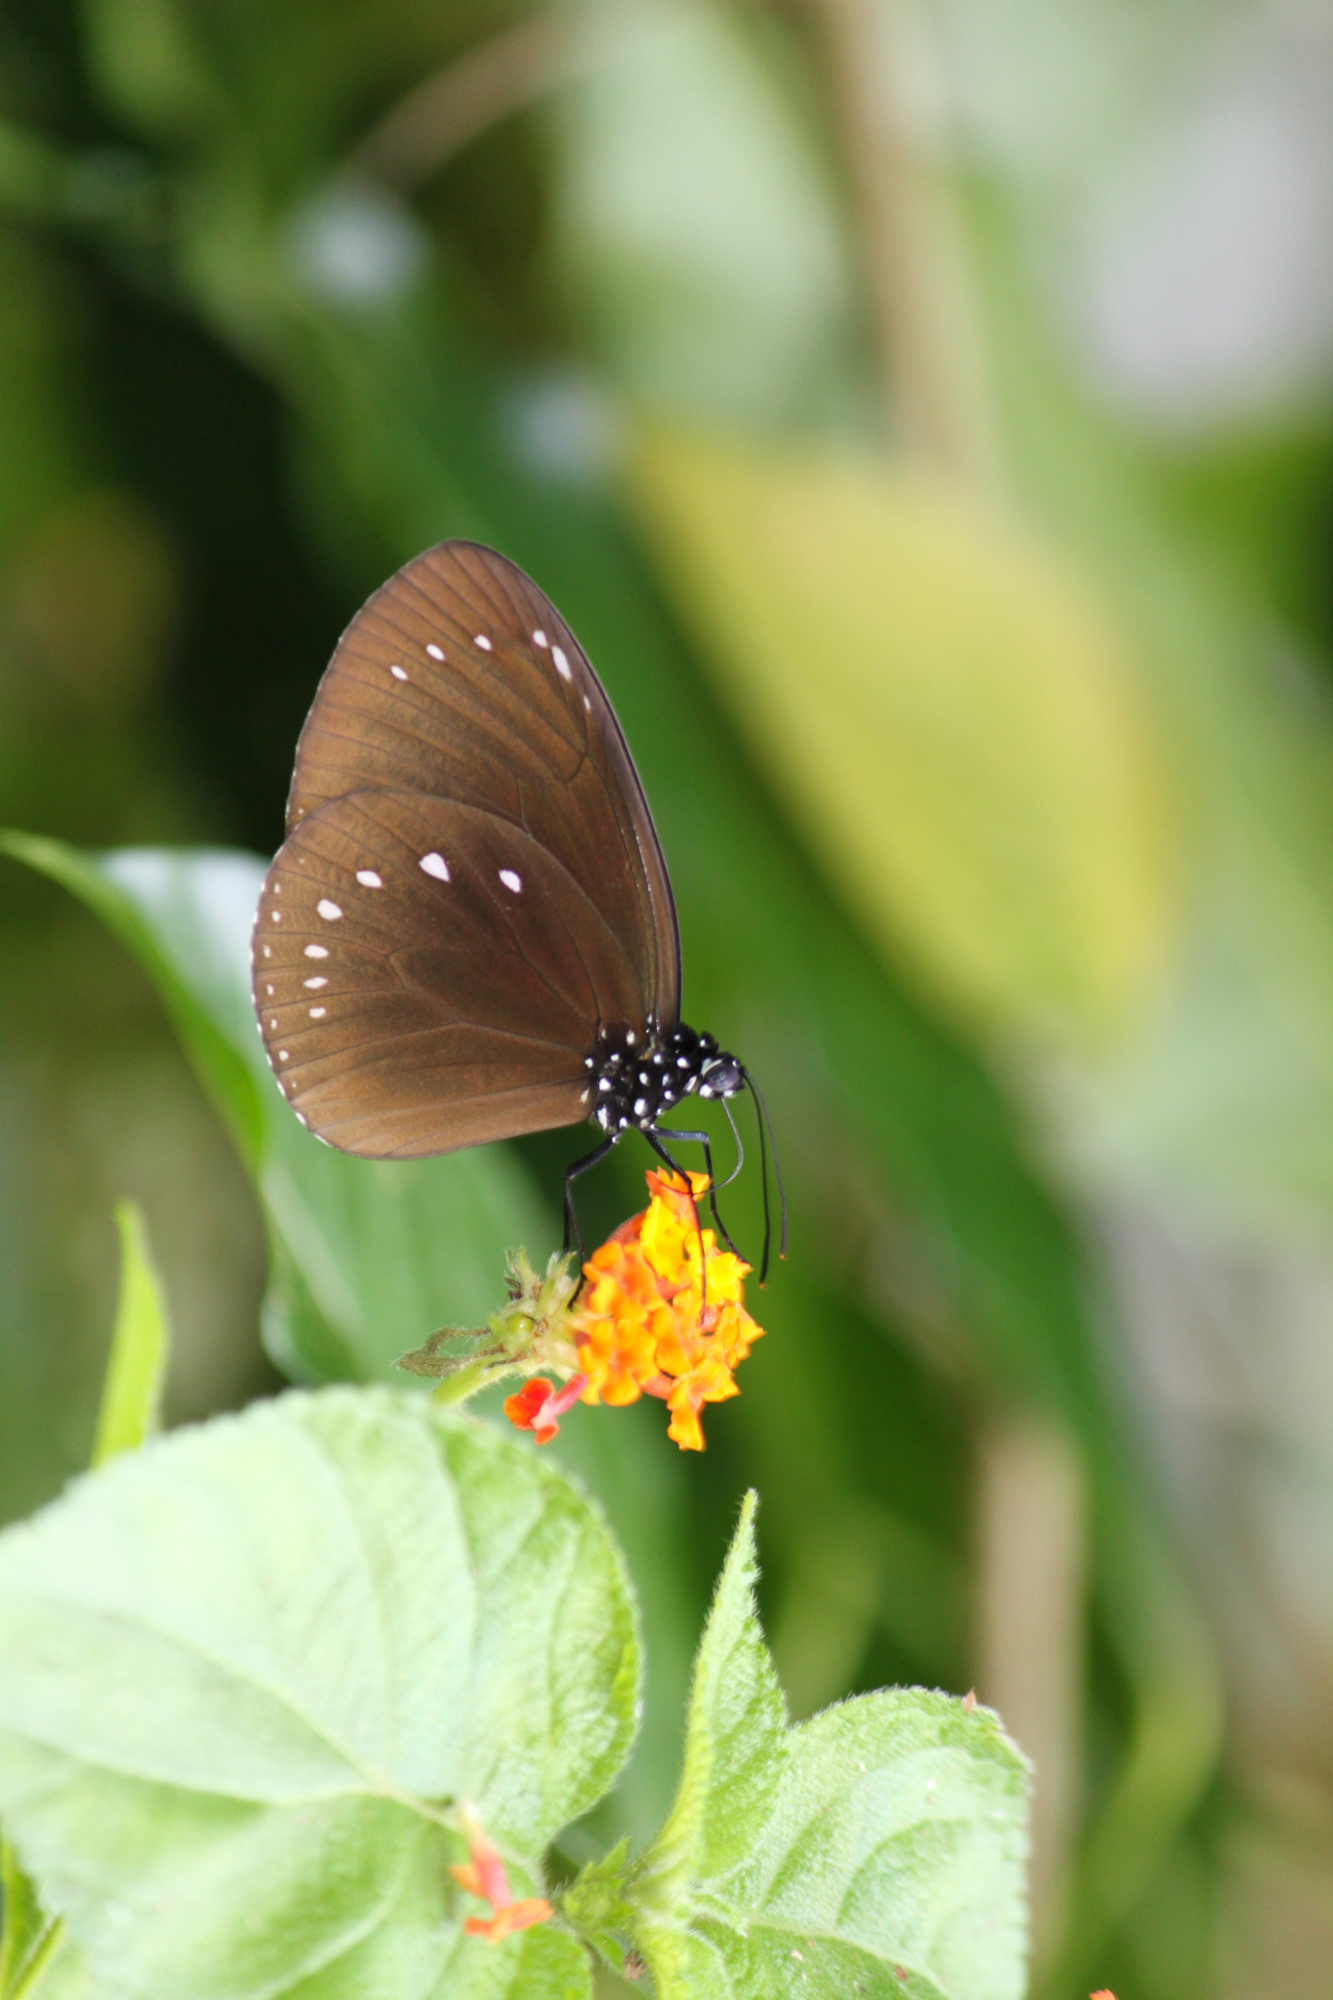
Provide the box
[3,1,1333,1994]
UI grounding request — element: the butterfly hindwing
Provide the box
[253,788,647,1157]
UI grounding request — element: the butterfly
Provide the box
[250,539,783,1272]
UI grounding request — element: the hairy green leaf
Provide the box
[558,1839,635,1975]
[0,1389,636,1999]
[637,1491,785,1917]
[634,1501,1028,1999]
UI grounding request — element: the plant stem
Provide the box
[807,0,1001,487]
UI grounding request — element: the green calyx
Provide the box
[396,1248,583,1406]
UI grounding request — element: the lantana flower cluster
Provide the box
[505,1169,764,1452]
[399,1169,765,1453]
[571,1168,762,1450]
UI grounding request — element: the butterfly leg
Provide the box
[562,1134,619,1265]
[648,1126,743,1261]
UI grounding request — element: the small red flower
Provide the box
[450,1819,553,1944]
[463,1898,555,1943]
[502,1372,587,1445]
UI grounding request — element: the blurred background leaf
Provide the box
[92,1197,170,1463]
[2,0,1333,1992]
[629,425,1176,1044]
[0,836,552,1381]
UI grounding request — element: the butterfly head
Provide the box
[696,1048,743,1100]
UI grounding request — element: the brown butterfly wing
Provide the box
[254,789,650,1157]
[251,542,680,1158]
[286,540,679,1025]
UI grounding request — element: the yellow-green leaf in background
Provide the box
[92,1200,170,1467]
[630,427,1179,1047]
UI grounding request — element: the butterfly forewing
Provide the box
[287,542,678,1016]
[253,542,681,1158]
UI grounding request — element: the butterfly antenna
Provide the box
[701,1098,746,1270]
[752,1069,788,1263]
[743,1069,787,1283]
[718,1097,745,1189]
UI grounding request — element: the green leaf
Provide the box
[0,836,555,1381]
[637,1492,786,1918]
[0,835,266,1168]
[559,1839,635,1975]
[0,1860,91,2000]
[633,1500,1029,1999]
[91,1202,170,1467]
[1,1840,60,2000]
[629,429,1175,1047]
[258,1115,548,1384]
[0,1388,637,1999]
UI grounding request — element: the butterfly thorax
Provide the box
[586,1021,742,1136]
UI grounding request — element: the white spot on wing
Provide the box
[498,869,522,893]
[295,1112,308,1127]
[583,695,592,712]
[262,945,271,958]
[304,976,327,989]
[278,1050,290,1062]
[426,643,444,660]
[271,910,282,922]
[309,1006,327,1019]
[356,869,382,888]
[532,629,548,648]
[420,851,450,882]
[304,944,329,959]
[552,646,572,681]
[265,984,274,996]
[474,634,492,651]
[390,664,408,681]
[317,898,342,921]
